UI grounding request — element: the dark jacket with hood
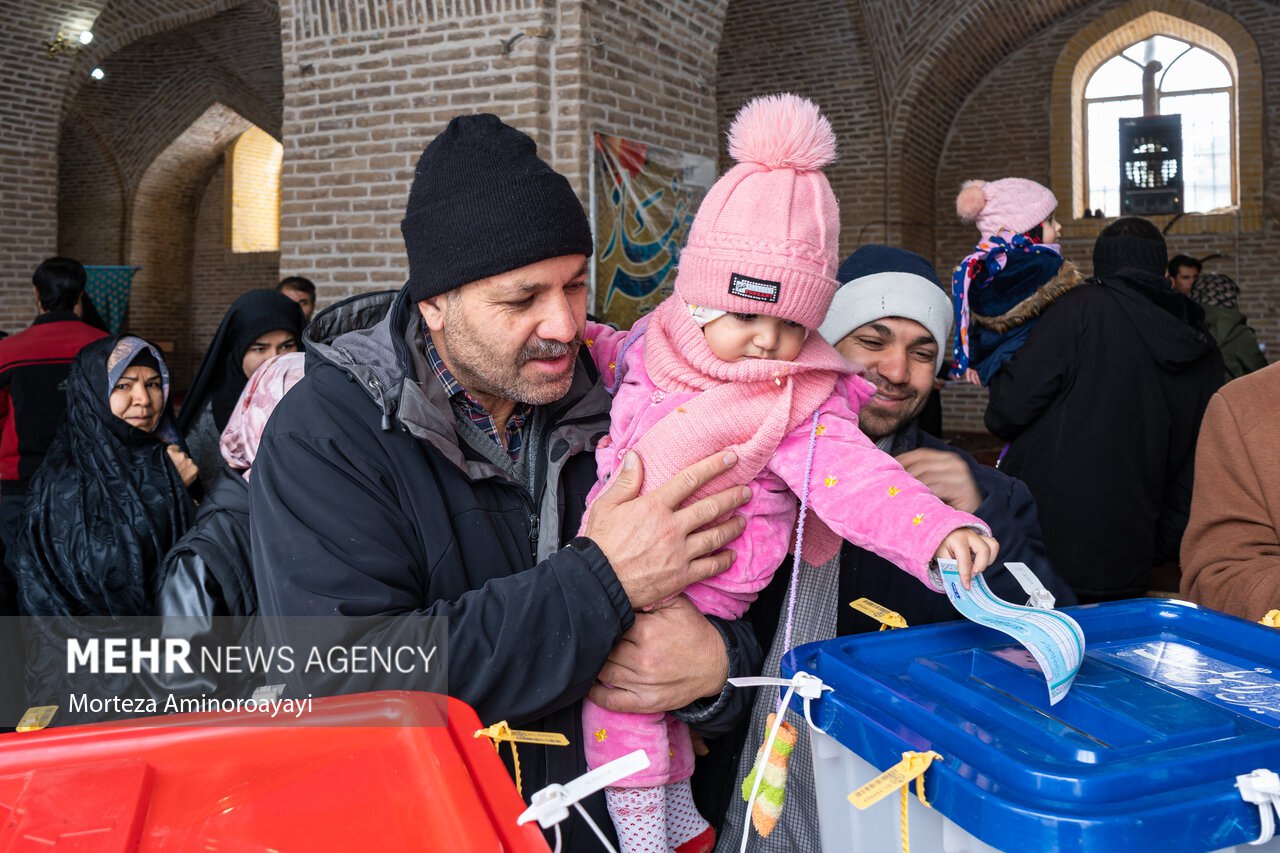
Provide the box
[986,270,1224,599]
[1201,303,1267,381]
[250,288,761,850]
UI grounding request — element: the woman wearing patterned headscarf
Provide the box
[1189,272,1267,381]
[154,353,305,698]
[13,336,198,714]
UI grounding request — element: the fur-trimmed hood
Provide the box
[972,259,1084,333]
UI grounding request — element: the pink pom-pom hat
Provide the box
[674,93,840,331]
[956,177,1058,238]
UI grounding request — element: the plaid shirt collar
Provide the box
[422,327,531,462]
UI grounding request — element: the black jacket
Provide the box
[160,468,254,623]
[153,469,256,698]
[986,272,1223,598]
[14,336,195,717]
[251,288,759,849]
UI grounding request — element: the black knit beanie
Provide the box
[1092,217,1168,279]
[401,114,594,301]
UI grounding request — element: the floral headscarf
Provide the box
[219,352,306,479]
[105,335,181,444]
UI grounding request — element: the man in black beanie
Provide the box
[250,114,759,849]
[985,216,1223,602]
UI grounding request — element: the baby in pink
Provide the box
[579,94,997,853]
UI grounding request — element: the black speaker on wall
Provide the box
[1120,114,1183,216]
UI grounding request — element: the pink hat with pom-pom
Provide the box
[956,177,1057,238]
[675,93,839,330]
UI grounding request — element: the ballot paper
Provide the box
[938,559,1085,705]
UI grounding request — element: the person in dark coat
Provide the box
[1189,272,1267,382]
[711,245,1071,853]
[156,352,305,699]
[0,257,108,723]
[12,336,198,715]
[177,289,303,487]
[250,114,760,851]
[985,217,1224,602]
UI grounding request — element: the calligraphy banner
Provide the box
[591,133,714,328]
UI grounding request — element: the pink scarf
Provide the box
[219,352,306,479]
[636,297,848,567]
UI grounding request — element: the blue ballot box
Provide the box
[781,599,1280,852]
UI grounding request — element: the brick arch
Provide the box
[57,108,129,264]
[111,67,278,189]
[867,0,1091,256]
[1049,0,1262,225]
[128,103,255,383]
[58,0,278,125]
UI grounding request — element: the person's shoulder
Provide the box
[0,319,105,354]
[266,361,378,438]
[1052,278,1109,308]
[1214,362,1280,433]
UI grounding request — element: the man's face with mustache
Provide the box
[834,317,938,441]
[420,255,589,412]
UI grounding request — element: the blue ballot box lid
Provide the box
[781,599,1280,852]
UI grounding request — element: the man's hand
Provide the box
[898,448,982,514]
[166,445,199,488]
[584,451,749,610]
[588,596,729,714]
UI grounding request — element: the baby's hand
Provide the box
[934,528,999,589]
[964,367,983,386]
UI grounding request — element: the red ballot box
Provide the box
[0,691,550,851]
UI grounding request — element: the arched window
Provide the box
[226,126,282,253]
[1083,35,1233,216]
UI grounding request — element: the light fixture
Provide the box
[44,29,94,57]
[90,67,104,80]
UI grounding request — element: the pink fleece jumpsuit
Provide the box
[580,322,988,785]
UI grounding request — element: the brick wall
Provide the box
[277,0,556,307]
[7,0,1280,429]
[276,0,740,312]
[190,157,280,382]
[716,0,885,261]
[935,0,1280,432]
[0,1,104,333]
[127,103,250,386]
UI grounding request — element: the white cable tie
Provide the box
[1236,768,1280,845]
[1003,561,1056,610]
[729,670,832,701]
[517,750,650,831]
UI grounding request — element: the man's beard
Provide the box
[858,373,922,440]
[440,301,582,406]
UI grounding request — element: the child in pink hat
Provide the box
[580,94,999,853]
[950,178,1082,385]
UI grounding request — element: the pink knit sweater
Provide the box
[583,311,988,619]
